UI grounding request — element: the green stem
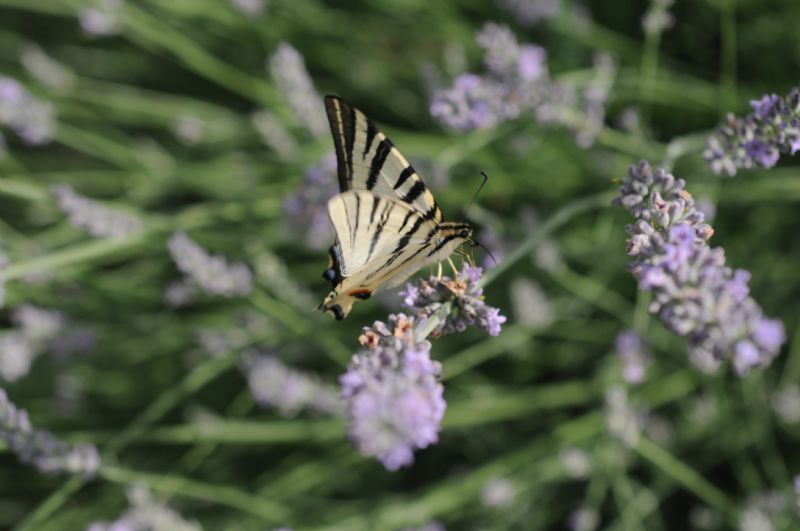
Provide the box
[479,190,616,287]
[100,465,289,522]
[634,437,736,518]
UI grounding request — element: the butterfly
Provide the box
[318,96,473,320]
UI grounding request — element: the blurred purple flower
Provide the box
[400,263,507,337]
[0,76,56,145]
[642,0,675,34]
[0,305,65,382]
[167,231,253,297]
[430,23,555,132]
[284,152,337,249]
[242,352,343,416]
[705,85,800,175]
[481,477,517,508]
[79,0,123,37]
[341,313,445,470]
[0,388,100,476]
[614,161,785,374]
[251,110,298,158]
[52,184,143,238]
[87,485,201,531]
[615,330,649,384]
[430,22,612,147]
[495,0,560,26]
[268,42,327,138]
[230,0,266,16]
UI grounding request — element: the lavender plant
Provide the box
[242,351,343,416]
[340,265,506,469]
[283,152,337,250]
[0,388,100,476]
[340,313,445,470]
[167,231,253,297]
[268,42,327,138]
[0,76,56,145]
[705,86,800,175]
[399,263,507,337]
[614,161,785,374]
[52,184,143,238]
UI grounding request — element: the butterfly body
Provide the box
[319,96,472,320]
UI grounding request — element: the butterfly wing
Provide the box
[327,190,435,278]
[320,190,454,320]
[324,95,443,223]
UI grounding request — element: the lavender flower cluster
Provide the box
[0,76,56,147]
[167,231,253,298]
[705,86,800,176]
[614,161,785,374]
[430,23,615,148]
[615,330,649,384]
[400,263,507,337]
[430,23,555,132]
[1,305,64,382]
[243,352,343,416]
[52,184,143,238]
[0,388,100,476]
[87,485,201,531]
[268,42,327,138]
[283,153,337,250]
[340,313,445,470]
[78,0,124,37]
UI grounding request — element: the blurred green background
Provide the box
[0,0,799,530]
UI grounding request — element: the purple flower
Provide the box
[705,85,800,175]
[167,231,253,297]
[0,388,100,476]
[430,23,563,133]
[0,76,56,146]
[341,314,445,470]
[242,352,343,416]
[614,161,785,375]
[78,0,123,37]
[750,94,781,117]
[268,42,326,138]
[283,152,337,249]
[744,139,780,168]
[615,330,649,384]
[52,184,143,238]
[400,263,506,337]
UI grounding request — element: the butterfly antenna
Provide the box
[463,171,489,219]
[471,237,498,266]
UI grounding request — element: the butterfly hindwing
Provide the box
[327,190,434,278]
[324,96,443,223]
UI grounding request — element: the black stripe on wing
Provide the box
[367,138,393,190]
[324,96,351,192]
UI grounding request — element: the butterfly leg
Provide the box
[447,256,459,277]
[436,261,443,281]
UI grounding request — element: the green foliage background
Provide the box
[0,0,799,529]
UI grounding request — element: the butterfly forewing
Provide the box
[325,96,443,222]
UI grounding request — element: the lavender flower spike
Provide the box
[340,314,445,470]
[0,388,100,476]
[167,231,253,297]
[400,263,507,337]
[614,161,785,374]
[52,184,143,238]
[268,42,327,138]
[243,352,343,417]
[704,85,800,175]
